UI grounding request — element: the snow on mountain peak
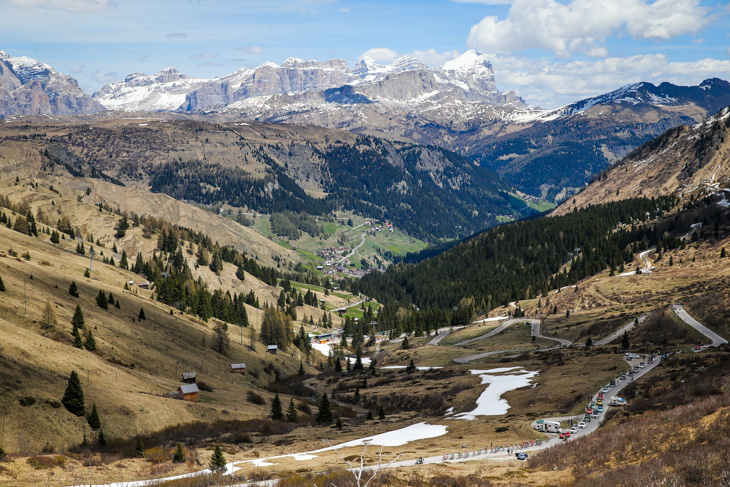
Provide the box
[257,61,280,70]
[442,50,491,72]
[389,55,428,74]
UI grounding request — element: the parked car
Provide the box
[591,412,599,419]
[515,452,529,460]
[597,405,604,413]
[601,387,609,393]
[570,426,579,434]
[586,408,593,415]
[578,421,587,429]
[639,362,645,368]
[620,374,627,380]
[559,432,571,439]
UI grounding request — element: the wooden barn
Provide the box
[181,371,196,384]
[178,383,199,402]
[267,345,278,355]
[230,363,246,374]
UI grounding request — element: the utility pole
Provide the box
[23,277,27,317]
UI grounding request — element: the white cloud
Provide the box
[467,0,712,57]
[92,70,118,84]
[359,47,399,63]
[487,53,730,108]
[236,46,263,55]
[70,64,84,73]
[1,0,115,12]
[339,6,351,13]
[409,49,462,66]
[166,32,188,39]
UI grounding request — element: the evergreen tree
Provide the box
[378,405,385,420]
[406,359,416,373]
[236,264,245,281]
[366,410,374,421]
[209,445,227,473]
[69,281,79,297]
[135,436,145,457]
[336,418,343,429]
[212,322,229,354]
[84,330,97,351]
[61,370,85,416]
[722,247,727,258]
[401,336,410,350]
[0,275,4,292]
[353,347,364,371]
[87,403,101,430]
[173,442,186,463]
[316,393,333,423]
[334,357,342,373]
[586,337,593,348]
[72,328,83,348]
[84,268,90,278]
[299,362,305,376]
[621,330,630,349]
[271,394,284,420]
[107,292,115,306]
[138,307,146,320]
[96,289,108,309]
[50,230,60,244]
[72,305,85,329]
[98,429,107,447]
[119,251,129,270]
[43,300,58,330]
[286,399,298,423]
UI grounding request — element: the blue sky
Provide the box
[1,0,729,108]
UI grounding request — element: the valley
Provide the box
[1,39,730,487]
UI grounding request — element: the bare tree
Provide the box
[323,439,402,487]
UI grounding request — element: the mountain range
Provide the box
[2,48,730,203]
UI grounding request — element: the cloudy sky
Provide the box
[1,0,729,108]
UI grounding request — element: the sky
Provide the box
[1,0,729,108]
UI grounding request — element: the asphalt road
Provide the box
[672,304,728,347]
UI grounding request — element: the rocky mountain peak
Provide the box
[389,55,428,74]
[154,67,187,83]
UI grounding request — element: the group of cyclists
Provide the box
[438,436,550,462]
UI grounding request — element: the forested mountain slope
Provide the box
[0,116,524,241]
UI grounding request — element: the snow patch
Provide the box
[453,368,538,419]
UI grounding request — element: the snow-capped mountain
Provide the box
[0,50,104,117]
[93,50,524,115]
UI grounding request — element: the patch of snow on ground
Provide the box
[453,368,539,420]
[250,459,276,467]
[292,453,317,461]
[311,422,449,451]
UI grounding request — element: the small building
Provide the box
[178,383,199,402]
[267,345,278,355]
[230,363,247,374]
[181,371,196,384]
[138,280,151,289]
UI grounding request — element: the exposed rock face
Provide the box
[0,50,105,117]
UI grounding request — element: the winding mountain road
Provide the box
[672,304,728,347]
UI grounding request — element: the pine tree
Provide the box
[621,330,630,349]
[84,268,90,278]
[69,281,79,297]
[84,330,97,351]
[87,403,101,430]
[334,357,342,373]
[173,442,186,463]
[586,337,593,348]
[61,370,85,416]
[107,292,115,306]
[119,251,129,270]
[135,436,145,457]
[271,394,284,420]
[286,399,298,423]
[0,275,4,292]
[138,307,146,320]
[406,359,416,373]
[209,445,227,473]
[722,247,727,258]
[298,362,305,376]
[401,336,410,349]
[72,304,85,329]
[43,300,58,330]
[72,328,83,348]
[378,405,385,420]
[366,410,374,420]
[98,429,107,447]
[96,289,108,309]
[316,393,333,423]
[336,418,343,429]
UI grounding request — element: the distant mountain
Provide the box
[0,117,527,241]
[553,104,730,216]
[475,79,730,200]
[0,50,104,117]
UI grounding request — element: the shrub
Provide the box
[18,396,36,407]
[246,391,265,405]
